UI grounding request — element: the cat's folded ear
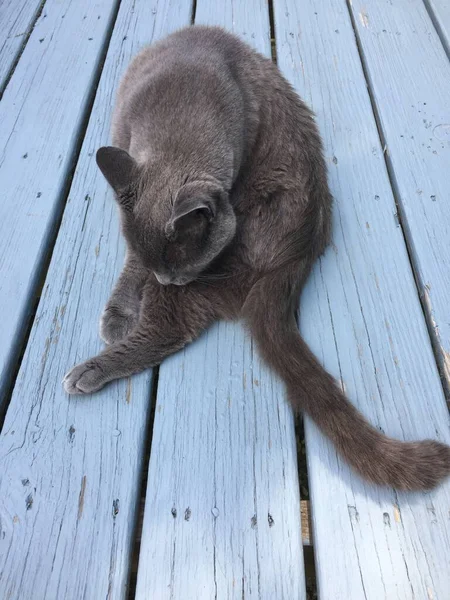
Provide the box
[96,146,137,194]
[167,180,227,234]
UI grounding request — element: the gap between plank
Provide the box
[296,416,317,600]
[0,0,124,431]
[344,0,450,403]
[127,366,160,599]
[422,0,450,61]
[0,0,47,100]
[269,1,318,596]
[0,296,39,428]
[191,0,197,24]
[268,0,277,63]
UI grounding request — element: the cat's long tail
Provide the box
[242,267,450,490]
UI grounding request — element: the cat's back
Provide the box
[112,26,280,161]
[113,26,308,160]
[121,26,264,84]
[114,28,251,112]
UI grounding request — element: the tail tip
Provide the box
[389,439,450,492]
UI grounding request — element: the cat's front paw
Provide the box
[100,306,138,345]
[63,360,107,395]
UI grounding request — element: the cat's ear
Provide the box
[171,195,215,223]
[96,146,137,194]
[167,181,224,233]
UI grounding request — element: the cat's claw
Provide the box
[100,306,137,345]
[63,360,106,395]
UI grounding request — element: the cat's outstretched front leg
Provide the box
[100,251,149,344]
[63,280,218,395]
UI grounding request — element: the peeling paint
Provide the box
[348,505,360,523]
[41,337,51,366]
[443,351,450,382]
[359,11,369,27]
[78,475,87,520]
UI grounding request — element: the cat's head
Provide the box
[96,146,236,285]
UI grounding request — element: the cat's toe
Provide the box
[63,361,106,395]
[100,307,137,344]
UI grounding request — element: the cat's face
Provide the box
[96,147,236,285]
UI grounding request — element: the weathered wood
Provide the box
[274,0,450,598]
[136,3,306,599]
[0,0,43,94]
[348,0,450,394]
[0,1,193,598]
[137,325,305,599]
[0,0,119,408]
[424,0,450,56]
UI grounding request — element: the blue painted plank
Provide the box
[274,0,450,598]
[349,0,450,393]
[136,3,306,598]
[0,0,119,408]
[137,324,305,599]
[0,1,193,598]
[0,0,43,94]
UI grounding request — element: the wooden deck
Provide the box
[0,0,449,598]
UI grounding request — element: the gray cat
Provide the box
[63,26,450,490]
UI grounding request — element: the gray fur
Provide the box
[64,26,450,490]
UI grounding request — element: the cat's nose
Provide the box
[154,272,172,285]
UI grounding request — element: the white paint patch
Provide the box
[443,351,450,382]
[359,11,369,27]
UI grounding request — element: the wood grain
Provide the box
[349,0,450,394]
[273,0,450,598]
[0,0,43,94]
[0,0,119,408]
[0,1,193,598]
[135,2,306,598]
